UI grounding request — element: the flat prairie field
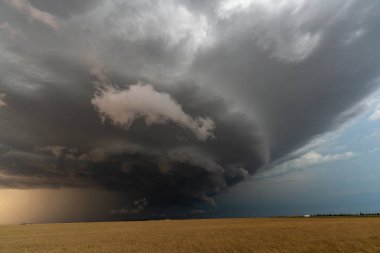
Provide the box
[1,218,380,253]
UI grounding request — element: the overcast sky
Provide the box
[1,0,380,223]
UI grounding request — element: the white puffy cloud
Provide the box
[368,101,380,121]
[261,151,355,177]
[284,151,354,168]
[3,0,59,31]
[369,110,380,121]
[367,95,380,121]
[92,83,215,141]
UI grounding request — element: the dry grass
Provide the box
[1,218,380,253]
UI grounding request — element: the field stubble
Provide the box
[1,218,380,253]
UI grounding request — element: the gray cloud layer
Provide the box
[1,0,380,212]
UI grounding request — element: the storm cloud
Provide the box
[1,0,380,215]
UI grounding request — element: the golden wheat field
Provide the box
[1,218,380,253]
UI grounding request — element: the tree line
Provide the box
[311,212,380,217]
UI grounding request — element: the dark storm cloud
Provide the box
[0,75,265,206]
[1,0,380,211]
[189,0,380,159]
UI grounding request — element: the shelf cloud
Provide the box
[1,0,380,216]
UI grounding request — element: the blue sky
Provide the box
[218,94,380,216]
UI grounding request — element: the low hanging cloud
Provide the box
[3,0,59,31]
[92,83,215,141]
